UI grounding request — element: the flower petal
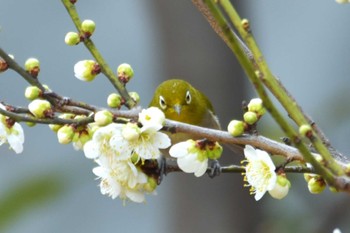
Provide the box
[169,141,189,158]
[153,132,171,149]
[177,153,201,173]
[126,190,145,203]
[194,159,208,177]
[83,140,100,159]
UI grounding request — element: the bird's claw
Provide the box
[208,160,221,178]
[157,156,167,185]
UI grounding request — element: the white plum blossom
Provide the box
[93,155,148,203]
[138,107,165,128]
[110,122,171,161]
[83,123,130,160]
[82,107,173,203]
[243,145,277,201]
[0,113,24,154]
[169,140,208,177]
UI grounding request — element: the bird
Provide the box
[149,79,221,147]
[149,79,242,180]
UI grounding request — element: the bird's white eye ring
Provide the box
[159,96,167,109]
[185,90,191,104]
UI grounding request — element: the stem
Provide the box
[166,164,315,174]
[0,107,93,125]
[217,0,343,176]
[61,0,135,108]
[192,0,344,187]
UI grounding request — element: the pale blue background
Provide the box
[0,1,350,233]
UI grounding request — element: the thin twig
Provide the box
[61,0,135,109]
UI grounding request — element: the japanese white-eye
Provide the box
[149,79,221,148]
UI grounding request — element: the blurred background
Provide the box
[1,1,350,232]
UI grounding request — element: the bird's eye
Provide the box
[185,90,191,104]
[159,96,167,109]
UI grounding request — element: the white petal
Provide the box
[177,153,201,173]
[126,190,145,203]
[254,190,265,201]
[7,134,23,154]
[128,162,138,177]
[257,149,276,171]
[153,132,171,149]
[137,172,148,184]
[169,141,189,158]
[92,166,107,178]
[141,124,162,134]
[244,145,258,160]
[83,140,100,159]
[194,159,208,177]
[267,174,277,191]
[12,123,24,143]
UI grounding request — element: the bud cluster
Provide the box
[227,98,266,137]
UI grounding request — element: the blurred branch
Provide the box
[0,173,65,232]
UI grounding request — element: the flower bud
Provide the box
[143,177,158,193]
[0,61,8,73]
[247,98,266,116]
[329,186,339,193]
[42,84,51,91]
[206,141,223,160]
[25,121,36,127]
[81,19,96,35]
[57,125,75,144]
[24,58,40,77]
[227,120,244,137]
[78,130,92,145]
[94,110,113,126]
[299,124,312,138]
[74,60,100,82]
[269,174,291,200]
[28,99,51,118]
[131,153,140,164]
[243,111,258,125]
[49,124,62,132]
[107,93,122,108]
[122,123,141,141]
[24,86,41,100]
[307,176,326,194]
[303,173,314,182]
[129,92,140,105]
[241,18,250,31]
[65,32,80,45]
[117,63,134,84]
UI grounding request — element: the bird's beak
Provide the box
[173,104,182,115]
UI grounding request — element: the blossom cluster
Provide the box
[83,107,171,203]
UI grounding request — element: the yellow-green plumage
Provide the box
[149,79,221,151]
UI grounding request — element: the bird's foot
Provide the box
[157,156,167,184]
[208,159,221,178]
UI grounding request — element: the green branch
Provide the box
[192,0,348,189]
[216,0,343,176]
[61,0,135,109]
